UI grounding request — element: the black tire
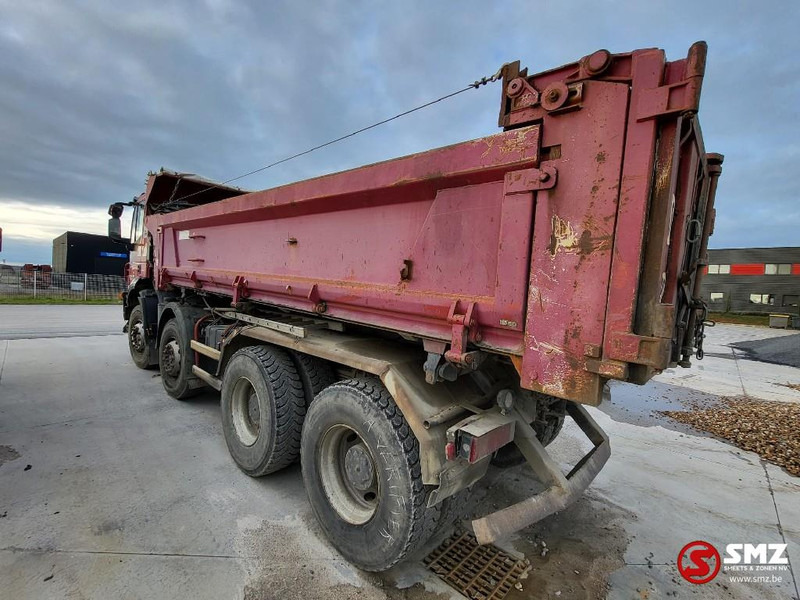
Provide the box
[127,305,153,369]
[221,345,305,476]
[491,394,566,468]
[289,351,337,406]
[490,444,528,468]
[158,318,202,400]
[433,488,472,539]
[301,377,438,571]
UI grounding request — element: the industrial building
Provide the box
[52,231,129,276]
[700,247,800,315]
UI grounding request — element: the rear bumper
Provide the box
[471,403,610,545]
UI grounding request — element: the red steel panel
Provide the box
[152,126,541,353]
[601,49,664,360]
[520,80,629,403]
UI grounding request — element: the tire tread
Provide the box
[233,345,305,475]
[290,351,337,405]
[311,377,438,570]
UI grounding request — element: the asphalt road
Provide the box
[0,305,123,340]
[734,332,800,368]
[0,306,798,599]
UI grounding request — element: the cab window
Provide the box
[130,204,145,243]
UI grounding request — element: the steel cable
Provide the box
[166,67,506,206]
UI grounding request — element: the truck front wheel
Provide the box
[127,305,153,369]
[158,318,201,400]
[301,378,438,571]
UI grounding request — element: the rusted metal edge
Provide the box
[149,125,541,230]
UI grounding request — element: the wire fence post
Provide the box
[33,270,37,299]
[84,273,88,301]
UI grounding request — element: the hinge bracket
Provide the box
[158,267,171,290]
[504,165,558,195]
[232,275,250,305]
[444,300,483,367]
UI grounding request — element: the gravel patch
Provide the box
[662,398,800,476]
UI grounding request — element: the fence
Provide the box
[0,267,125,301]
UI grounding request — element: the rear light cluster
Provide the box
[445,412,516,464]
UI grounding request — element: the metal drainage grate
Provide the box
[425,532,529,600]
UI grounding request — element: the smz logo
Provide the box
[725,544,789,566]
[678,541,720,584]
[678,541,789,584]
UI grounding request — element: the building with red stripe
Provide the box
[700,247,800,314]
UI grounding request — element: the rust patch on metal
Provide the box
[578,230,612,255]
[509,354,523,376]
[425,532,529,600]
[547,215,580,256]
[481,128,534,159]
[498,128,533,156]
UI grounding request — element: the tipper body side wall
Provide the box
[143,44,719,407]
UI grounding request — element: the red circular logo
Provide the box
[677,540,721,584]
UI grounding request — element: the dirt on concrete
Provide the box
[0,445,20,466]
[237,510,456,600]
[236,463,632,600]
[502,496,628,599]
[456,466,632,599]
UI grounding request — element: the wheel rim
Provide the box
[318,425,379,525]
[130,319,146,354]
[161,338,181,380]
[230,377,261,447]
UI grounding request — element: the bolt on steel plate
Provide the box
[424,532,529,600]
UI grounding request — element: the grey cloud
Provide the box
[0,0,797,264]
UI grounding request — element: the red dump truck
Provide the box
[110,43,722,571]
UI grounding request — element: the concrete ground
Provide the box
[0,306,798,599]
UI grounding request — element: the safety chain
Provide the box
[692,299,715,360]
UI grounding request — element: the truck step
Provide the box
[191,365,221,391]
[190,339,221,361]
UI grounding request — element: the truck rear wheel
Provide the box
[301,378,438,571]
[220,345,305,476]
[159,318,202,400]
[127,305,153,369]
[289,351,337,406]
[491,394,566,468]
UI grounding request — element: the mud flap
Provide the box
[470,403,610,545]
[140,291,159,366]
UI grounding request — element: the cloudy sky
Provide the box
[0,1,797,265]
